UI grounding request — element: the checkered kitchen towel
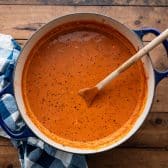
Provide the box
[0,34,87,168]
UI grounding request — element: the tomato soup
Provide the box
[22,22,147,149]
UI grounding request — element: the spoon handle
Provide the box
[96,29,168,90]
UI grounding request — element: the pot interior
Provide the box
[14,13,155,154]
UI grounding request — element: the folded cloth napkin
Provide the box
[0,34,87,168]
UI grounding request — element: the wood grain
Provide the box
[0,6,167,39]
[146,42,168,71]
[0,137,12,146]
[123,112,168,148]
[0,145,168,168]
[145,42,168,113]
[0,0,167,6]
[87,148,168,168]
[152,79,168,112]
[0,3,167,168]
[0,146,20,168]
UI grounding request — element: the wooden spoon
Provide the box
[79,29,168,106]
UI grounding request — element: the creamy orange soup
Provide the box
[22,22,147,149]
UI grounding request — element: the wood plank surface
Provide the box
[0,2,168,168]
[1,145,168,168]
[146,42,168,113]
[0,137,11,146]
[0,0,167,6]
[0,6,167,39]
[122,112,168,148]
[152,79,168,113]
[0,146,20,168]
[87,148,168,168]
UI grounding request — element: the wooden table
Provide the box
[0,1,168,168]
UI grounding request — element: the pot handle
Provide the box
[134,28,168,85]
[0,63,34,139]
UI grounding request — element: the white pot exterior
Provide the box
[14,13,155,154]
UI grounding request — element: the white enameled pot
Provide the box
[1,13,168,154]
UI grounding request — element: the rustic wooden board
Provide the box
[87,148,168,168]
[0,144,168,168]
[0,145,168,168]
[0,6,167,39]
[0,3,167,168]
[0,137,12,146]
[0,147,168,168]
[0,146,20,168]
[145,42,168,113]
[0,0,167,6]
[122,112,168,148]
[152,79,168,113]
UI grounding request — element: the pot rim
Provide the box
[13,12,155,154]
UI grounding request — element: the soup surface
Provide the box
[22,22,147,149]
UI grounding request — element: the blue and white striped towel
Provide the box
[0,34,87,168]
